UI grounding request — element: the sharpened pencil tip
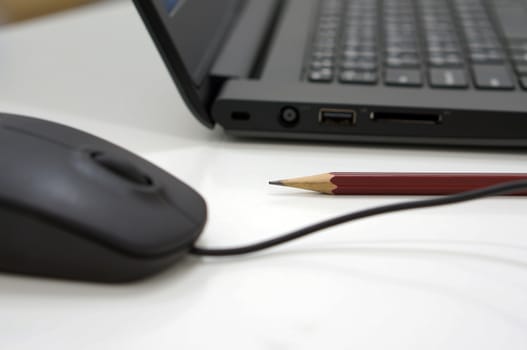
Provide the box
[269,180,285,186]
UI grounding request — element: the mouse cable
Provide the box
[189,179,527,257]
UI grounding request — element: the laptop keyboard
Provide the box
[306,0,527,90]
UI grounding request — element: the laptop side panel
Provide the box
[213,78,527,146]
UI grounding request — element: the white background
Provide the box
[0,1,526,349]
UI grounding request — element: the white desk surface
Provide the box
[1,1,527,349]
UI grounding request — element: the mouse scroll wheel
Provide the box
[91,152,153,186]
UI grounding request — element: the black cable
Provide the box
[189,180,527,257]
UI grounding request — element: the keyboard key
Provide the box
[387,42,418,51]
[516,65,527,75]
[470,51,504,63]
[508,40,527,52]
[512,52,527,65]
[429,68,468,88]
[386,46,418,55]
[385,69,422,86]
[342,50,377,60]
[386,57,420,68]
[309,69,333,82]
[429,54,464,67]
[341,60,377,71]
[427,44,461,54]
[340,70,377,84]
[472,65,515,90]
[345,44,377,52]
[311,59,334,70]
[520,77,527,90]
[469,42,500,51]
[312,51,335,60]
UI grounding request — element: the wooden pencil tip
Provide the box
[269,180,285,186]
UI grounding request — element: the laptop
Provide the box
[133,0,527,146]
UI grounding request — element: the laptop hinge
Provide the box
[210,0,282,80]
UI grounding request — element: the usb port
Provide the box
[319,108,357,126]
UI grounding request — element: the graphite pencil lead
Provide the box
[269,180,285,186]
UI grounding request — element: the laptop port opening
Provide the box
[319,108,357,126]
[231,112,251,121]
[370,111,443,125]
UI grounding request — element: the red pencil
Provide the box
[269,172,527,195]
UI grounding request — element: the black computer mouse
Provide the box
[0,113,207,283]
